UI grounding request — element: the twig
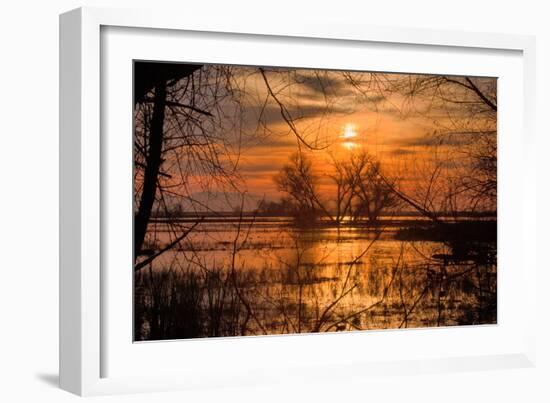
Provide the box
[134,219,203,272]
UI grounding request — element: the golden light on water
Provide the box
[342,141,357,150]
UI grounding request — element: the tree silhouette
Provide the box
[134,62,202,261]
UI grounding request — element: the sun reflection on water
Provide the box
[342,141,357,150]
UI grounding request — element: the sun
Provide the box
[340,123,360,150]
[340,123,357,139]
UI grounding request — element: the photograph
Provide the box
[133,61,497,341]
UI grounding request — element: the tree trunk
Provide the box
[133,62,203,261]
[134,78,167,260]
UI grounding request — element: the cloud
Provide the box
[239,102,356,133]
[386,148,418,156]
[293,72,349,98]
[395,133,474,147]
[238,162,282,173]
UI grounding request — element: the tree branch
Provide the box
[259,68,329,151]
[142,98,213,116]
[134,218,203,272]
[443,77,497,112]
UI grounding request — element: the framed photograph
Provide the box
[60,7,537,396]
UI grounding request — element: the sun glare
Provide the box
[340,123,357,139]
[340,123,359,150]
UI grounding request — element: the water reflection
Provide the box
[135,220,496,341]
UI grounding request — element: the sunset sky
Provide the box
[145,64,497,212]
[205,66,496,203]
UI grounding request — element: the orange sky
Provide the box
[156,65,496,211]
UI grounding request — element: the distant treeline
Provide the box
[395,220,497,243]
[150,210,497,219]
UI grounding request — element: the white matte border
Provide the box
[60,6,537,396]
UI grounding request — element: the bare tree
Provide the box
[387,74,497,214]
[134,62,203,261]
[274,151,399,226]
[273,152,325,224]
[349,152,399,224]
[327,155,356,224]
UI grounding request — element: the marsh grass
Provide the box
[134,241,496,341]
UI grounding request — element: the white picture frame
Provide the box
[60,6,537,396]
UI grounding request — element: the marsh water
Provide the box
[134,216,497,341]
